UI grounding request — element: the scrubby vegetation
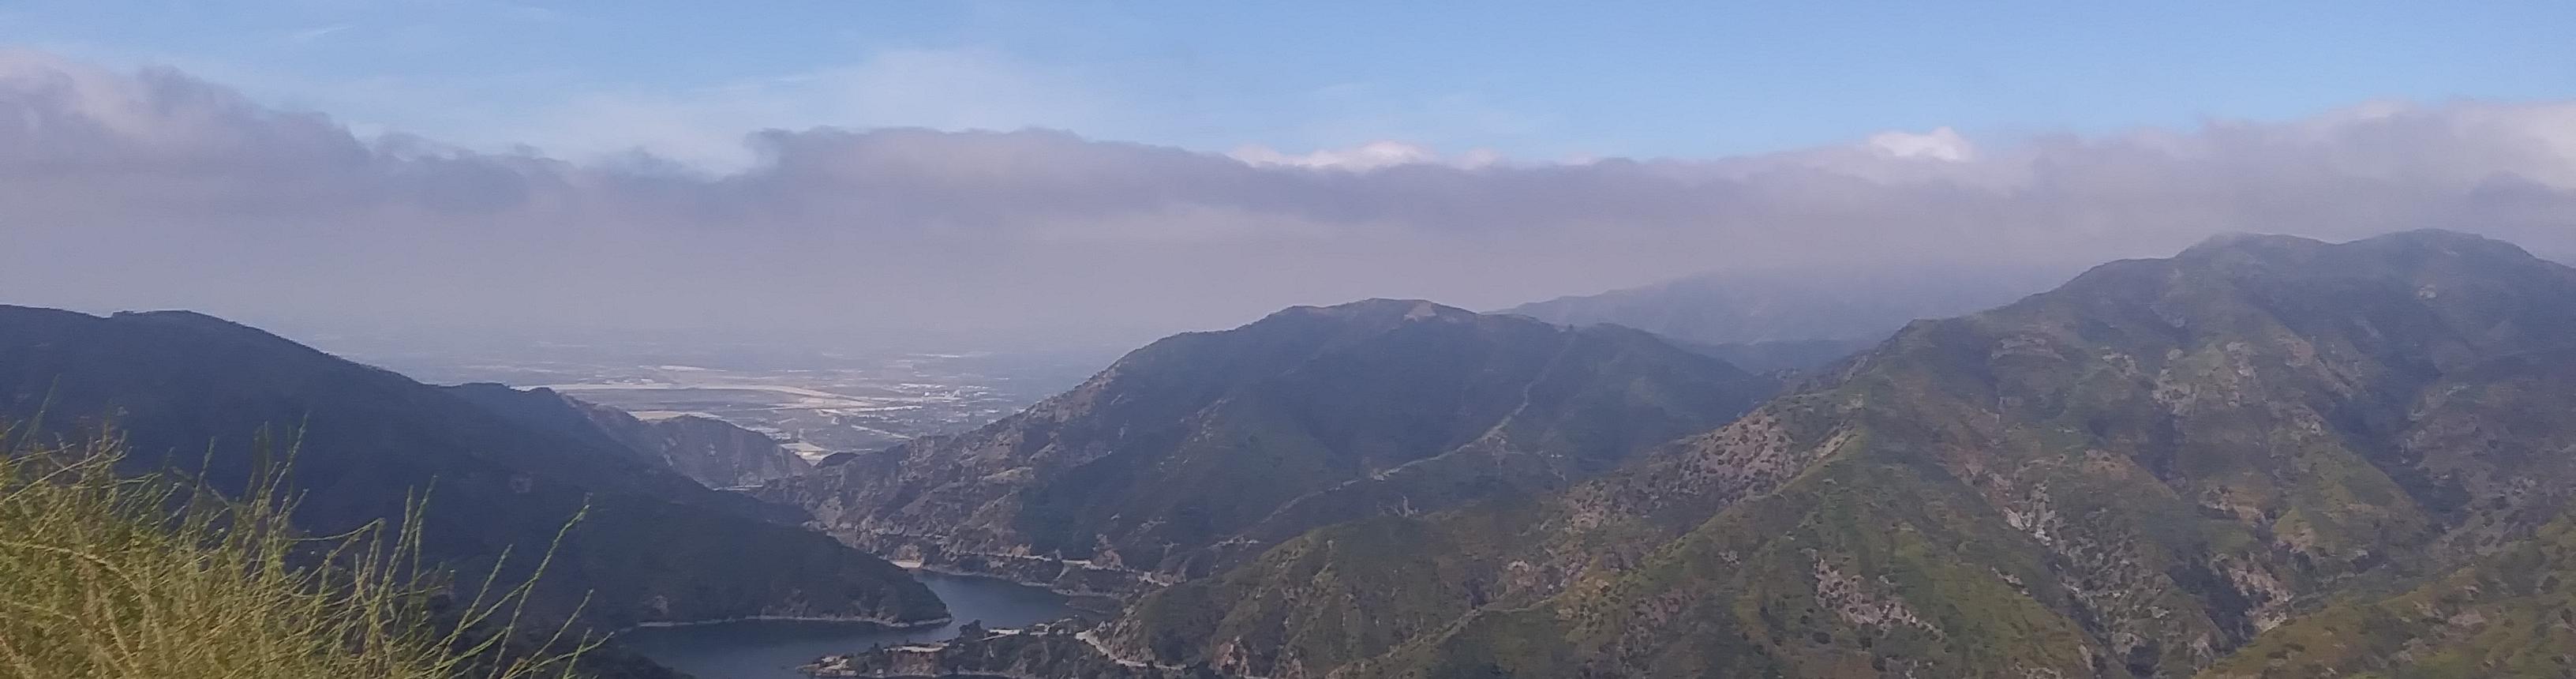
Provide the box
[1105,231,2576,678]
[0,430,588,678]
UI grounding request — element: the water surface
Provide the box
[619,572,1073,678]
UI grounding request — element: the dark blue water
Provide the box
[618,572,1074,678]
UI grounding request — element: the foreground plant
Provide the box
[0,428,590,678]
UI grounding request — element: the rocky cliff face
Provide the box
[1107,230,2576,678]
[0,307,945,633]
[756,299,1775,591]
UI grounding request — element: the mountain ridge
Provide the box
[446,382,814,489]
[1497,264,2075,347]
[758,298,1777,594]
[0,305,946,638]
[1099,228,2576,678]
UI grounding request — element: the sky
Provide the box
[4,2,2576,348]
[13,1,2576,168]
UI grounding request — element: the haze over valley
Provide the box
[314,331,1115,459]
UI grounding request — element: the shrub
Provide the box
[0,428,589,678]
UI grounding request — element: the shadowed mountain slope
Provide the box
[447,383,812,489]
[0,306,943,634]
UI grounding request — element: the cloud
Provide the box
[1230,141,1503,171]
[3,50,2574,347]
[489,47,1120,171]
[284,24,354,45]
[1865,127,1974,161]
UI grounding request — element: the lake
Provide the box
[618,572,1076,678]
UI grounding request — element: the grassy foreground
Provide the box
[0,431,588,679]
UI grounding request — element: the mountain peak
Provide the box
[2180,228,2531,262]
[1496,266,2076,345]
[1275,298,1474,322]
[760,294,1773,588]
[2176,231,2325,257]
[2361,227,2540,257]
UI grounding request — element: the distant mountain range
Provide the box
[1500,264,2077,347]
[0,308,944,647]
[758,299,1778,592]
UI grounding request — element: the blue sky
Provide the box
[9,0,2576,167]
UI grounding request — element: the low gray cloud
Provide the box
[5,50,2574,347]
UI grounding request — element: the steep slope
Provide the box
[447,383,812,488]
[1500,264,2071,346]
[0,306,944,632]
[2199,345,2576,678]
[626,412,814,486]
[757,299,1776,591]
[1112,230,2576,678]
[2201,516,2576,679]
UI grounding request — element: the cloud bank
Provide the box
[5,50,2574,347]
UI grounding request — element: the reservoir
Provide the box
[619,572,1076,678]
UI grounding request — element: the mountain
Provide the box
[1103,230,2576,678]
[446,383,812,488]
[756,299,1777,592]
[612,411,814,487]
[0,306,945,636]
[1500,264,2074,346]
[1688,337,1881,375]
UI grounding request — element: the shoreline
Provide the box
[616,568,1092,636]
[908,567,1126,617]
[617,613,954,634]
[910,563,1103,595]
[888,551,1166,600]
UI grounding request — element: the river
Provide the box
[617,572,1076,678]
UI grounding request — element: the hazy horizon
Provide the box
[8,3,2576,350]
